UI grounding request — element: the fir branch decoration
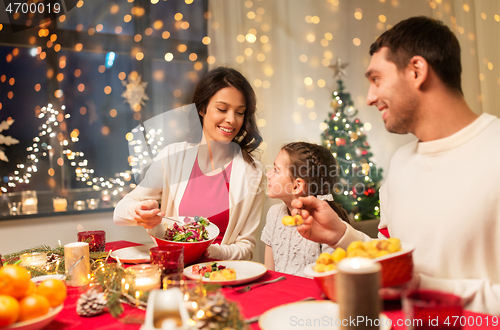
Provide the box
[2,244,108,276]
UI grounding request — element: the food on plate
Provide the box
[192,262,237,281]
[282,214,304,226]
[313,238,402,273]
[0,265,66,326]
[164,216,210,242]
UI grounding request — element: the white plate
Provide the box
[4,304,63,330]
[109,245,155,263]
[183,260,267,286]
[259,301,391,330]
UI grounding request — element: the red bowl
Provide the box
[304,242,414,301]
[147,217,220,265]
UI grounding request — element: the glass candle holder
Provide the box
[74,200,86,211]
[77,230,106,252]
[162,275,206,324]
[7,202,21,216]
[86,198,100,210]
[20,252,47,268]
[150,245,184,286]
[122,264,161,302]
[403,290,464,330]
[53,197,67,212]
[21,190,38,215]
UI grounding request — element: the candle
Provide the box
[74,200,86,211]
[86,198,100,210]
[22,197,38,214]
[20,252,47,267]
[337,257,381,330]
[123,264,161,294]
[64,242,90,287]
[53,198,68,212]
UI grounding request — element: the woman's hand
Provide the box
[291,196,347,246]
[134,200,163,229]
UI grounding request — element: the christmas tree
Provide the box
[321,59,383,221]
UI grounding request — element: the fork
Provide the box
[233,276,286,293]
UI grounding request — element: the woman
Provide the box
[113,67,265,260]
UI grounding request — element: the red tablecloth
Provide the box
[43,241,498,329]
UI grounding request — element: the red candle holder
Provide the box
[77,230,106,252]
[150,245,184,287]
[402,289,464,330]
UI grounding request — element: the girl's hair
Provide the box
[192,67,263,165]
[282,142,349,223]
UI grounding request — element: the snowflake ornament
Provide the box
[121,74,149,111]
[0,118,19,162]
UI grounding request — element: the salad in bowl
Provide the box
[147,216,219,265]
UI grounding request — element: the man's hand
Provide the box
[291,196,347,246]
[134,200,162,229]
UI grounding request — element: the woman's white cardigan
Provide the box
[113,142,266,260]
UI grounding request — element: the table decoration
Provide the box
[78,230,106,252]
[149,245,184,285]
[19,252,47,268]
[337,257,381,330]
[52,197,68,212]
[2,244,108,277]
[402,290,464,330]
[121,264,161,303]
[21,190,38,214]
[74,200,86,211]
[7,201,21,215]
[64,242,90,286]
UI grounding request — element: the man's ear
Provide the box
[408,55,428,89]
[292,178,307,196]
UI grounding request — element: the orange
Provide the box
[18,294,50,322]
[36,279,67,307]
[0,294,20,327]
[24,281,37,297]
[0,265,31,299]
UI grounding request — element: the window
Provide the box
[0,0,208,218]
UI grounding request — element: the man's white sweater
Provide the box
[337,113,500,315]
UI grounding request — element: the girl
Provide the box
[261,142,349,276]
[114,67,265,260]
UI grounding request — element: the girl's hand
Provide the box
[291,196,347,246]
[134,200,162,229]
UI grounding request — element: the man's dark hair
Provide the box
[370,16,463,95]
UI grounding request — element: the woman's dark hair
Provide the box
[370,16,463,95]
[282,142,349,223]
[192,67,263,165]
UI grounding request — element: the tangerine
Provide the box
[37,278,67,307]
[0,294,20,327]
[18,294,50,322]
[0,265,31,299]
[24,280,37,298]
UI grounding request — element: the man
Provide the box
[294,16,500,314]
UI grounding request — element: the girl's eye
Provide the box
[237,112,245,116]
[217,108,227,112]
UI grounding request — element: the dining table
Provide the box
[40,240,498,330]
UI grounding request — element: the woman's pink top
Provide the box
[179,158,232,244]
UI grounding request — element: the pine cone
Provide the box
[76,288,107,316]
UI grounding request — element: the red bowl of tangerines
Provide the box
[303,238,415,301]
[0,265,66,329]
